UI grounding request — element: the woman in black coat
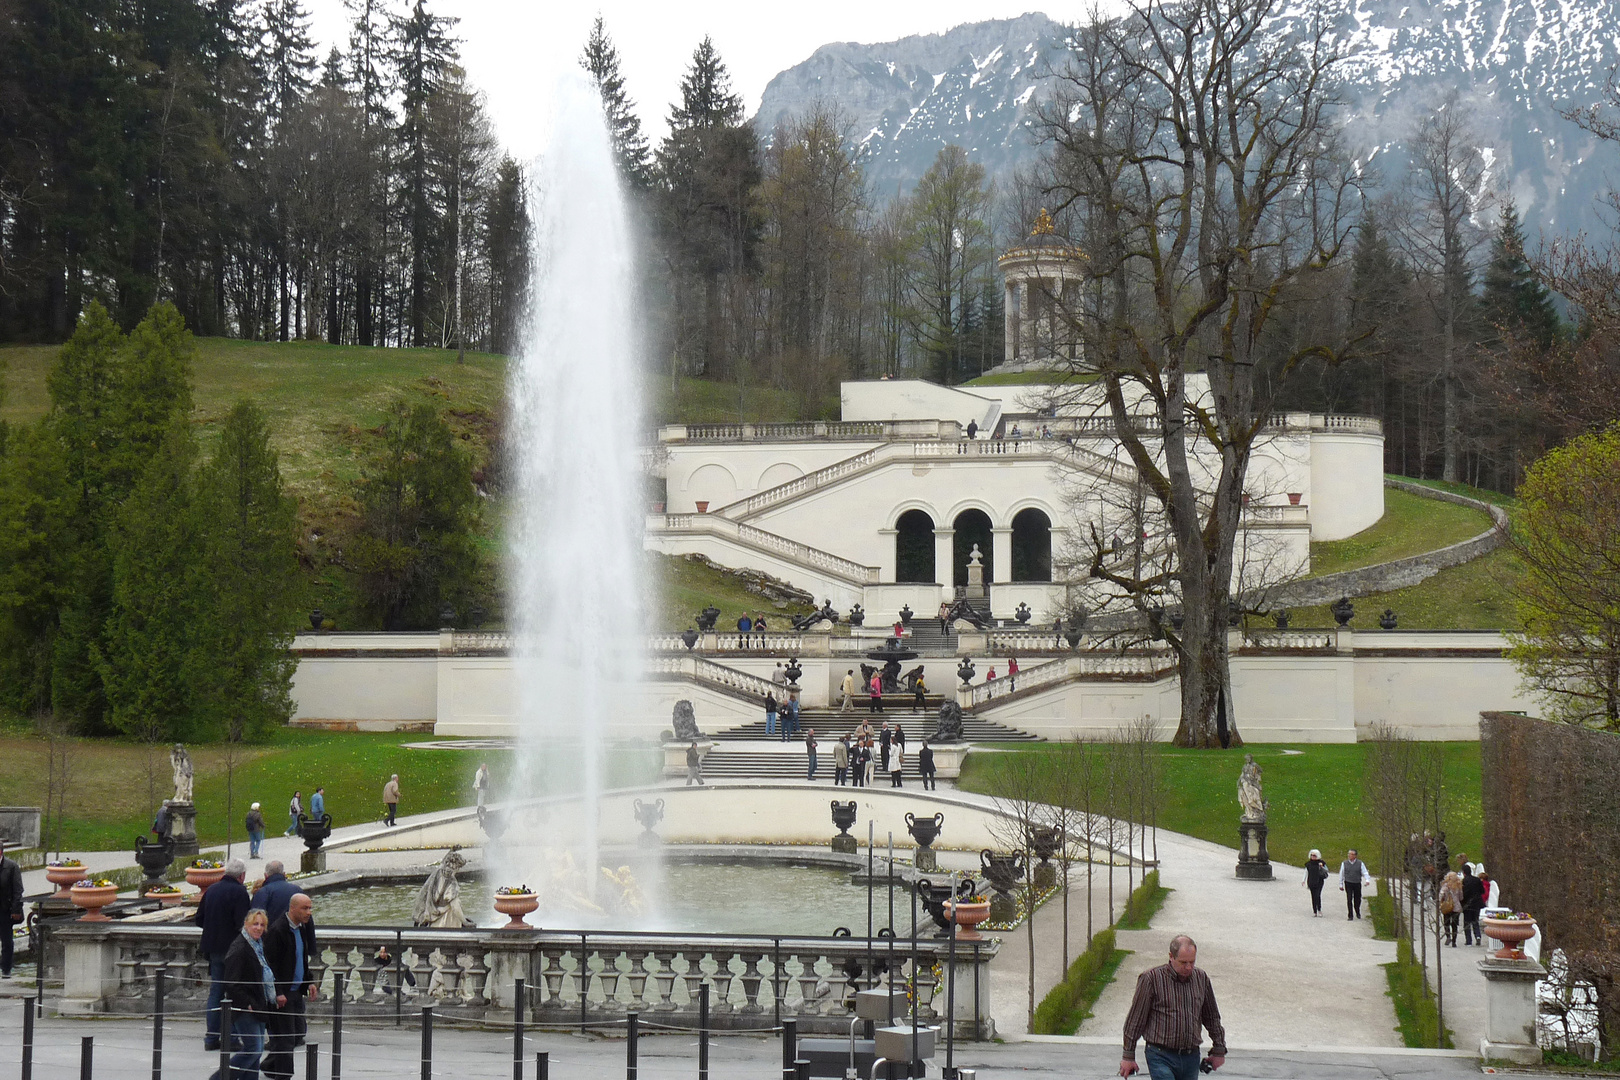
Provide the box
[1302,849,1330,917]
[211,908,276,1080]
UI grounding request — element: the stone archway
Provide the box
[896,510,936,583]
[1011,508,1053,582]
[952,509,993,589]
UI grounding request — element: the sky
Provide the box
[303,2,1075,160]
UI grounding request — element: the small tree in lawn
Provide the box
[1509,425,1620,730]
[984,750,1049,1031]
[39,712,78,859]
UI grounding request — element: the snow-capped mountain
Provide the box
[754,2,1620,234]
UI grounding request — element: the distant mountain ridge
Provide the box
[753,2,1620,235]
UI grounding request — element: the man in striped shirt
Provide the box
[1120,935,1227,1079]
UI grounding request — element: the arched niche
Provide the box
[1011,507,1053,582]
[952,509,993,588]
[895,510,935,583]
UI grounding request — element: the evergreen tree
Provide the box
[393,0,459,346]
[189,402,303,740]
[0,423,68,716]
[669,37,744,130]
[348,399,477,629]
[1483,203,1561,348]
[344,0,398,345]
[581,16,652,190]
[485,157,530,355]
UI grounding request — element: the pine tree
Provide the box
[484,157,530,355]
[189,402,304,740]
[344,0,398,345]
[1483,203,1561,348]
[580,16,652,190]
[393,0,459,346]
[669,37,744,130]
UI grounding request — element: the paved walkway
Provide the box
[0,1007,1484,1080]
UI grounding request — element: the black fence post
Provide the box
[151,967,165,1080]
[79,1035,92,1080]
[698,983,710,1080]
[513,976,526,1080]
[220,1000,233,1080]
[781,1018,797,1080]
[772,939,783,1027]
[795,1059,811,1080]
[579,933,589,1034]
[23,996,35,1080]
[535,1051,549,1080]
[420,1006,433,1080]
[394,931,404,1028]
[306,1041,319,1080]
[626,1010,639,1080]
[332,971,344,1080]
[972,941,981,1041]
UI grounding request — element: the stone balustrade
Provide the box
[967,649,1178,707]
[50,922,995,1036]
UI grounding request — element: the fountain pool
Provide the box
[313,861,906,937]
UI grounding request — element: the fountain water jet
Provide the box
[505,74,646,924]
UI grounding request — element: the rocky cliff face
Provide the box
[754,1,1620,233]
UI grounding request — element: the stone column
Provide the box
[878,527,898,581]
[1004,279,1019,361]
[1020,280,1035,364]
[57,924,117,1015]
[1478,956,1545,1065]
[934,529,955,596]
[991,527,1013,587]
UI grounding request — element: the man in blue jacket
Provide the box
[194,858,250,1051]
[251,861,300,926]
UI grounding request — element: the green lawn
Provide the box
[0,724,662,854]
[1284,544,1520,630]
[653,553,816,629]
[1309,487,1492,577]
[960,742,1483,872]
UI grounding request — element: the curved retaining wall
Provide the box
[1274,479,1508,608]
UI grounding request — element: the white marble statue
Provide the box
[170,744,194,804]
[1238,753,1267,823]
[411,849,471,928]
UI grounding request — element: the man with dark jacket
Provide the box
[262,893,318,1079]
[196,858,251,1050]
[251,861,299,927]
[0,841,24,978]
[1460,863,1487,946]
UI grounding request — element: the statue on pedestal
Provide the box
[170,744,194,804]
[671,700,702,741]
[1238,754,1267,823]
[932,701,965,743]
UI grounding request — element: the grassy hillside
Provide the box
[1308,486,1492,577]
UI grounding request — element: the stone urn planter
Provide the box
[134,835,175,891]
[145,886,184,907]
[830,801,858,854]
[1030,826,1062,890]
[493,890,540,930]
[1481,914,1538,960]
[633,798,665,847]
[981,848,1025,923]
[69,881,120,922]
[941,898,992,941]
[185,862,226,893]
[905,811,944,872]
[45,862,86,899]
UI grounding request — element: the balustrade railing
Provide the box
[657,514,879,585]
[649,655,778,700]
[1242,628,1336,650]
[970,650,1177,707]
[65,923,984,1035]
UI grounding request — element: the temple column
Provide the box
[934,528,956,596]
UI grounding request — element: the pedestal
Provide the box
[1478,956,1545,1065]
[164,801,200,859]
[831,834,858,855]
[914,846,937,872]
[300,849,326,874]
[1033,862,1056,890]
[1235,821,1273,880]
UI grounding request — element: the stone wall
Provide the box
[1272,479,1508,609]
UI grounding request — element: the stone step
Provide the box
[712,716,1041,743]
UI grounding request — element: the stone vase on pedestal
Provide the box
[1235,821,1273,880]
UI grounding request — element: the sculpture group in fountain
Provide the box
[933,700,965,743]
[531,849,648,921]
[1238,754,1268,823]
[412,849,473,928]
[170,744,194,804]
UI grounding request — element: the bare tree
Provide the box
[985,751,1052,1030]
[1031,0,1360,746]
[39,713,78,859]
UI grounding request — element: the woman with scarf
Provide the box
[210,908,277,1080]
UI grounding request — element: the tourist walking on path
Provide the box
[913,675,927,712]
[1302,850,1329,916]
[1120,934,1228,1079]
[985,666,997,698]
[0,841,23,978]
[1008,655,1019,692]
[686,742,704,786]
[196,858,251,1051]
[806,730,818,780]
[309,788,325,821]
[736,613,752,648]
[1338,849,1370,919]
[245,803,266,859]
[1439,868,1463,946]
[1460,863,1486,945]
[834,737,849,786]
[262,893,318,1080]
[251,861,299,927]
[208,908,274,1080]
[893,723,906,755]
[764,691,778,736]
[890,742,905,787]
[918,743,936,790]
[382,774,401,826]
[868,671,884,713]
[840,669,858,712]
[474,763,490,814]
[284,792,301,836]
